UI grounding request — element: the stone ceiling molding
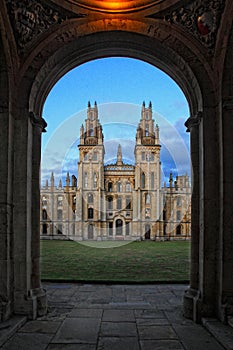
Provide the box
[161,0,226,50]
[6,0,81,52]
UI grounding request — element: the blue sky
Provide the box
[42,57,190,186]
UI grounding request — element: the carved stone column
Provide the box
[13,110,47,319]
[183,112,202,321]
[219,98,233,322]
[30,112,47,317]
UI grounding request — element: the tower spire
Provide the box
[116,144,123,165]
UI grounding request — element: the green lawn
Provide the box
[40,240,190,282]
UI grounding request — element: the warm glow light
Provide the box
[75,1,162,13]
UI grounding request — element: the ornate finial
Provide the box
[59,179,62,188]
[149,101,152,108]
[142,101,145,107]
[88,101,91,108]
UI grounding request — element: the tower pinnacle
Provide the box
[116,144,123,165]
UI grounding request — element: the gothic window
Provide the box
[176,210,181,221]
[116,219,123,235]
[93,152,98,161]
[176,224,181,235]
[57,224,62,234]
[57,196,63,206]
[117,182,122,192]
[84,152,88,161]
[145,124,149,136]
[151,172,154,189]
[93,172,97,188]
[108,182,113,192]
[126,182,131,192]
[141,172,145,189]
[126,197,131,209]
[88,193,93,203]
[142,152,145,161]
[145,208,151,219]
[163,210,166,221]
[145,193,151,204]
[57,209,63,221]
[108,197,113,210]
[89,124,94,136]
[146,112,149,120]
[42,209,47,221]
[84,172,88,188]
[150,153,155,161]
[88,207,94,219]
[177,196,181,206]
[117,197,122,210]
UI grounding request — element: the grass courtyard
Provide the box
[40,240,190,282]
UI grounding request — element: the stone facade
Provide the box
[40,102,191,241]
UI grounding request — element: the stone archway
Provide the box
[1,0,233,324]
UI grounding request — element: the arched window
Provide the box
[57,209,63,221]
[126,182,131,192]
[117,182,122,192]
[108,182,113,192]
[108,197,113,210]
[145,193,150,204]
[126,197,131,209]
[117,197,122,210]
[42,209,47,221]
[145,224,151,239]
[88,193,93,203]
[176,224,182,236]
[89,124,94,136]
[145,124,149,136]
[176,210,181,221]
[177,196,181,206]
[141,172,145,189]
[42,224,47,234]
[93,152,98,161]
[88,207,94,219]
[57,196,63,206]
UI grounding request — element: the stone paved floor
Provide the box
[0,283,228,349]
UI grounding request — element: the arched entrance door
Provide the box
[88,224,94,239]
[145,224,151,240]
[116,219,123,236]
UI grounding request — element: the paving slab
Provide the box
[138,325,178,340]
[140,339,185,350]
[1,333,53,350]
[134,309,165,319]
[100,322,137,337]
[173,324,225,350]
[97,336,140,350]
[136,318,170,326]
[52,318,100,344]
[19,320,61,334]
[102,309,135,322]
[68,308,103,318]
[47,344,96,350]
[0,316,26,348]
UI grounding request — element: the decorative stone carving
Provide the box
[6,0,81,52]
[29,112,47,132]
[152,0,225,50]
[185,111,202,132]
